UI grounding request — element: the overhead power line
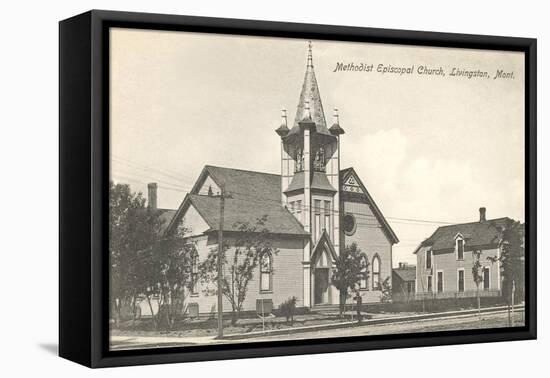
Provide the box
[110,169,459,227]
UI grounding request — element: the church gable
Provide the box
[178,201,212,237]
[340,167,399,245]
[342,172,364,194]
[198,175,220,196]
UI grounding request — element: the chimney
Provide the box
[147,183,158,210]
[479,207,486,223]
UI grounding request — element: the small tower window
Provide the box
[323,200,331,234]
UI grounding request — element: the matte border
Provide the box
[60,9,536,368]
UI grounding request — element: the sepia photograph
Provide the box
[107,28,526,351]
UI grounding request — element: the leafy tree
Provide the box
[137,227,196,330]
[488,220,525,325]
[109,181,161,325]
[331,243,369,317]
[199,216,278,325]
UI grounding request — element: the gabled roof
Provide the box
[393,267,416,282]
[311,229,338,262]
[167,166,308,237]
[418,217,512,253]
[166,165,398,243]
[340,167,399,245]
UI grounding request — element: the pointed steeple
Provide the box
[287,42,331,138]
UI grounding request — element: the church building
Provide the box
[161,44,399,314]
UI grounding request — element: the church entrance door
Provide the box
[314,268,330,305]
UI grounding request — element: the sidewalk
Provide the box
[110,304,523,348]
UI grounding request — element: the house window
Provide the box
[296,200,302,214]
[426,249,432,270]
[372,255,381,290]
[359,254,368,290]
[290,201,295,213]
[324,200,331,233]
[437,271,444,293]
[458,269,465,292]
[456,238,464,260]
[483,267,490,290]
[427,275,433,292]
[191,252,199,295]
[407,282,413,294]
[260,253,272,292]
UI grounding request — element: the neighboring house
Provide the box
[145,45,398,316]
[414,207,511,299]
[392,263,416,302]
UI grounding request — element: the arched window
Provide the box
[359,254,368,290]
[190,252,199,295]
[260,253,272,292]
[372,255,381,290]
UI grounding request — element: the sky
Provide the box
[110,28,525,266]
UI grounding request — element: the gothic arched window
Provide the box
[260,253,273,292]
[372,255,381,290]
[359,254,368,290]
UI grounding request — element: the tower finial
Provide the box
[333,107,339,124]
[281,108,288,126]
[307,41,313,68]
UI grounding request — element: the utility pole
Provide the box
[217,184,226,338]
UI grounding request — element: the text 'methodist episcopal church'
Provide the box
[155,44,399,314]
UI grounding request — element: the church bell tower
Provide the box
[275,42,345,307]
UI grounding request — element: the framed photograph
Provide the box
[59,10,536,368]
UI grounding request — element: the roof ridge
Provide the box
[205,164,279,177]
[434,217,512,229]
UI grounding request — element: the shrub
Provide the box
[279,296,298,325]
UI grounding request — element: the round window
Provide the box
[343,214,356,235]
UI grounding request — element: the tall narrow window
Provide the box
[427,275,433,292]
[260,253,272,292]
[437,271,444,293]
[458,269,465,292]
[372,255,381,290]
[483,267,490,290]
[290,201,295,213]
[426,250,432,270]
[323,200,331,234]
[456,238,464,260]
[191,252,199,295]
[296,200,302,221]
[359,254,368,290]
[314,199,321,241]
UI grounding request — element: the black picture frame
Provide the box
[59,9,537,368]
